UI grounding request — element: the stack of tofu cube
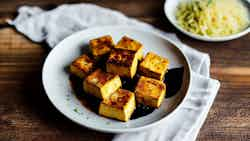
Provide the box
[70,35,169,122]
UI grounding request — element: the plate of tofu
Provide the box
[42,25,191,133]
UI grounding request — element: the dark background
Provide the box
[0,0,250,141]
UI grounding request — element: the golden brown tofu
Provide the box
[139,52,169,81]
[99,89,136,121]
[83,69,122,99]
[89,35,115,59]
[135,76,166,108]
[70,54,95,78]
[106,49,138,78]
[115,36,143,60]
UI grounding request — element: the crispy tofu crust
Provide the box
[135,76,166,108]
[115,36,143,60]
[102,89,133,109]
[106,49,138,78]
[83,69,122,99]
[89,35,114,59]
[99,89,136,121]
[107,49,135,67]
[139,52,169,81]
[116,36,143,51]
[70,54,95,78]
[85,69,116,87]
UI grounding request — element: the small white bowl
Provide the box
[164,0,250,42]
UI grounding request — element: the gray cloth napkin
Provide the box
[8,4,220,141]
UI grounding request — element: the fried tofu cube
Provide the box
[135,76,166,108]
[106,49,138,78]
[99,89,136,121]
[89,35,115,59]
[70,54,95,78]
[115,36,143,60]
[139,52,169,81]
[83,69,122,99]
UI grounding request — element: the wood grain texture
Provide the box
[0,1,250,141]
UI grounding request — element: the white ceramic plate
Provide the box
[164,0,250,42]
[42,26,192,133]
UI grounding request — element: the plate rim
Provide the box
[42,25,193,133]
[164,0,250,42]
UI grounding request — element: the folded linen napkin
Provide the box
[8,4,220,141]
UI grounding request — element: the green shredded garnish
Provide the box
[73,108,79,113]
[207,0,213,6]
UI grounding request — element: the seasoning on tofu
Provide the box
[115,36,144,60]
[139,52,169,81]
[106,49,138,78]
[89,35,115,59]
[135,76,166,108]
[99,89,136,121]
[69,35,173,122]
[83,69,122,99]
[70,54,95,78]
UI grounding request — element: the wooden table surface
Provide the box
[0,0,250,141]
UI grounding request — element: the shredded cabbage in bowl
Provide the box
[176,0,250,37]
